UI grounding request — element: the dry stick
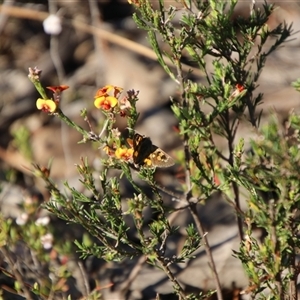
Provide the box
[78,261,91,297]
[48,0,66,82]
[119,255,186,300]
[0,0,14,34]
[0,247,34,300]
[119,255,147,297]
[226,113,244,241]
[0,147,32,175]
[157,258,187,300]
[0,4,203,78]
[87,0,104,87]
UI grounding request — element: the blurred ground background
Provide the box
[0,0,300,299]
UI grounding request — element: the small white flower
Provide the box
[43,14,62,35]
[41,233,53,250]
[35,216,50,226]
[16,213,29,226]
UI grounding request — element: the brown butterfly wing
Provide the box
[132,133,175,168]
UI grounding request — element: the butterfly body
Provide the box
[131,133,175,168]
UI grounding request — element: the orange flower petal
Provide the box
[94,96,118,110]
[106,96,118,107]
[94,85,123,99]
[46,85,69,93]
[94,85,114,98]
[94,96,105,108]
[113,86,123,97]
[36,99,57,113]
[235,84,244,92]
[115,147,133,161]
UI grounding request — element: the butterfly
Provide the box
[129,133,175,168]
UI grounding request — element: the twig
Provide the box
[0,146,32,175]
[188,203,223,298]
[224,111,244,241]
[156,256,187,299]
[0,0,14,34]
[119,255,147,297]
[0,4,203,78]
[150,181,184,201]
[88,0,104,87]
[0,247,34,300]
[78,261,91,296]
